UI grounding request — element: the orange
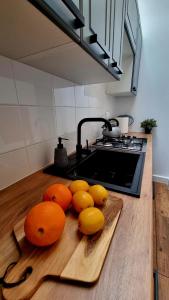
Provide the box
[43,183,72,211]
[78,207,105,235]
[24,201,66,247]
[69,180,89,194]
[89,185,108,206]
[72,191,94,213]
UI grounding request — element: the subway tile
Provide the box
[40,107,57,142]
[88,96,101,108]
[55,107,76,137]
[26,140,55,173]
[88,107,103,118]
[0,106,25,154]
[12,61,54,106]
[21,106,56,146]
[75,86,89,107]
[0,55,18,104]
[54,86,75,106]
[0,148,30,190]
[84,83,106,98]
[85,84,103,108]
[75,107,90,125]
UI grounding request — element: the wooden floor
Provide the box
[154,182,169,300]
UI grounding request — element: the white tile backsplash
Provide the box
[54,86,75,106]
[0,106,25,154]
[13,61,54,106]
[21,106,42,145]
[75,86,89,107]
[0,56,18,105]
[21,106,56,145]
[0,148,30,190]
[88,96,101,108]
[26,140,55,173]
[55,107,76,137]
[0,54,114,190]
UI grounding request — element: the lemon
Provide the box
[89,185,108,206]
[78,207,105,235]
[72,191,94,213]
[69,180,89,194]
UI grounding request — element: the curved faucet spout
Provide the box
[76,117,112,157]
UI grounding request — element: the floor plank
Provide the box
[153,200,157,271]
[159,274,169,300]
[155,183,169,277]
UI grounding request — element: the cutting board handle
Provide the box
[3,264,32,288]
[2,258,44,300]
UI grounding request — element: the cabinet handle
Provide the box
[61,0,85,28]
[29,0,85,30]
[111,62,123,75]
[89,34,110,59]
[111,62,117,68]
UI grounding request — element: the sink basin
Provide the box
[44,148,145,197]
[67,149,145,197]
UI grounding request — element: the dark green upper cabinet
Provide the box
[125,0,139,51]
[108,0,126,76]
[82,0,126,79]
[29,0,85,41]
[131,24,142,95]
[82,1,111,65]
[0,0,142,85]
[90,0,110,58]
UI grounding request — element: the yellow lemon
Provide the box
[89,185,108,206]
[69,180,89,194]
[78,207,105,235]
[72,191,94,213]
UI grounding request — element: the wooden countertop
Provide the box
[0,133,153,300]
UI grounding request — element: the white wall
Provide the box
[113,0,169,181]
[0,55,114,190]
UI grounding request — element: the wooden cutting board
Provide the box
[3,196,123,300]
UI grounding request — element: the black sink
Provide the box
[66,150,145,197]
[44,149,145,197]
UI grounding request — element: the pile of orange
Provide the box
[24,180,109,247]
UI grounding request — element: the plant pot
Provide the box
[144,127,152,134]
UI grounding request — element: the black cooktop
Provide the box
[93,135,146,152]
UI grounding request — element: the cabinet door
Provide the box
[90,0,110,56]
[125,0,139,51]
[82,0,112,67]
[109,0,125,76]
[131,25,142,95]
[29,0,85,40]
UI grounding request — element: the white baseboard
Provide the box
[153,174,169,185]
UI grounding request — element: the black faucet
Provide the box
[76,118,112,157]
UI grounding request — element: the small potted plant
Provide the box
[140,118,157,134]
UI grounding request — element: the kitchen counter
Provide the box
[0,133,153,300]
